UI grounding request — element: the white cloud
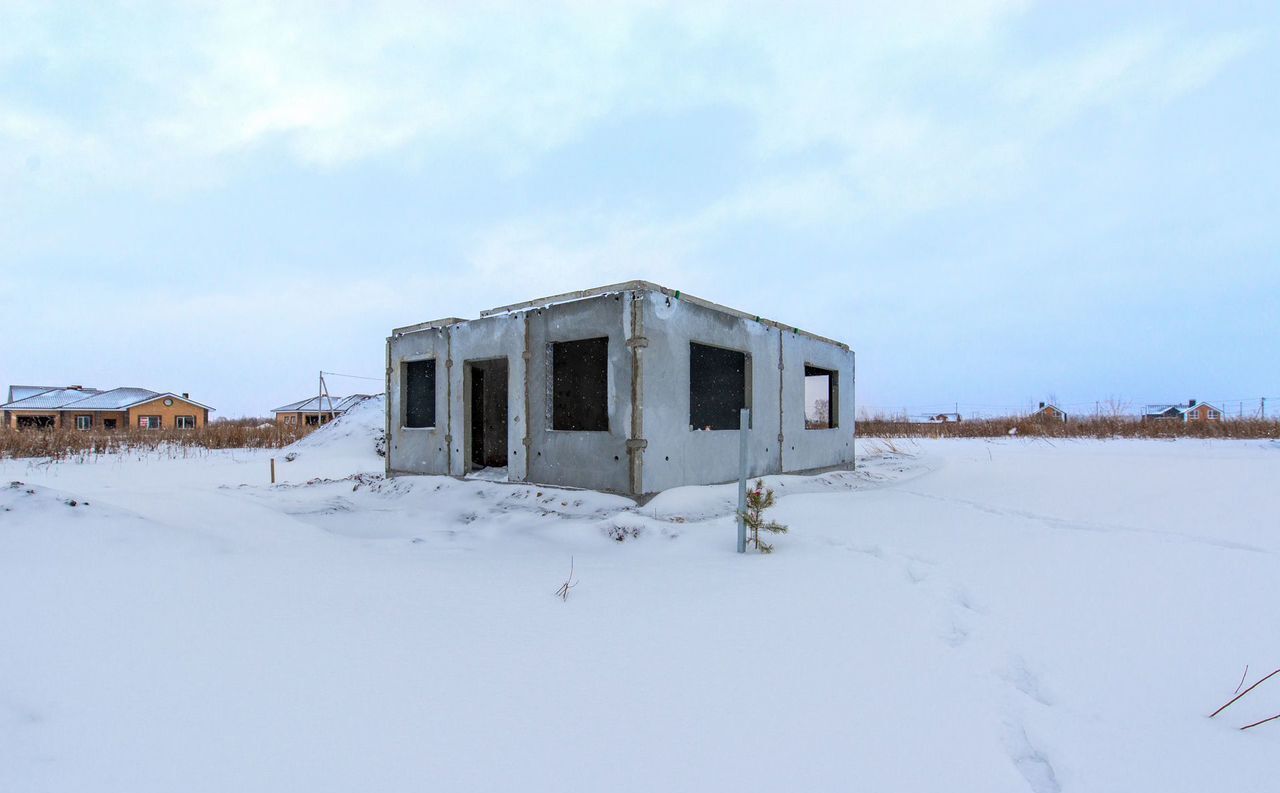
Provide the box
[456,166,866,308]
[465,209,697,300]
[0,1,1264,220]
[1005,27,1264,128]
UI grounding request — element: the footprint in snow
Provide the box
[950,585,986,614]
[904,564,929,584]
[1003,722,1061,793]
[1001,656,1054,707]
[942,619,970,648]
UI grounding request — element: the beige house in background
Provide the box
[272,394,372,428]
[2,385,213,430]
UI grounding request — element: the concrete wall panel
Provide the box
[386,327,450,475]
[524,294,631,493]
[444,314,528,480]
[639,295,783,493]
[780,333,856,472]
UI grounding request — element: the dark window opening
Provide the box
[551,337,609,431]
[690,342,749,431]
[103,418,118,430]
[16,416,56,430]
[804,365,838,429]
[404,358,437,428]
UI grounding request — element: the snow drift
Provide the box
[2,436,1278,792]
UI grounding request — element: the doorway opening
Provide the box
[466,358,509,472]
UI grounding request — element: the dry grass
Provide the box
[857,414,1280,440]
[0,418,308,461]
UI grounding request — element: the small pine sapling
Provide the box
[741,479,788,553]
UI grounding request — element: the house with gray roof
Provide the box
[1143,399,1223,423]
[2,385,214,430]
[272,394,373,428]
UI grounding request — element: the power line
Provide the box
[321,371,383,382]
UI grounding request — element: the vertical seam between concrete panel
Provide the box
[522,312,532,482]
[777,330,784,473]
[629,291,645,496]
[384,335,392,479]
[446,327,454,476]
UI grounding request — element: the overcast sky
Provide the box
[3,1,1277,418]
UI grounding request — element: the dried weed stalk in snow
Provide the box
[1210,667,1280,730]
[555,556,578,601]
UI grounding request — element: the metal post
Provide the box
[270,457,276,484]
[737,408,749,553]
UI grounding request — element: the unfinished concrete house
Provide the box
[385,281,855,497]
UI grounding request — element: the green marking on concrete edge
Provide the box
[674,290,681,299]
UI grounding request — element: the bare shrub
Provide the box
[605,524,643,542]
[857,413,1279,441]
[0,418,306,461]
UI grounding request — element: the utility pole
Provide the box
[316,371,336,425]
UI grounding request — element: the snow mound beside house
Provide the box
[0,479,230,560]
[2,479,116,522]
[275,395,385,481]
[642,442,931,521]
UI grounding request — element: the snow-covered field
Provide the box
[3,400,1277,792]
